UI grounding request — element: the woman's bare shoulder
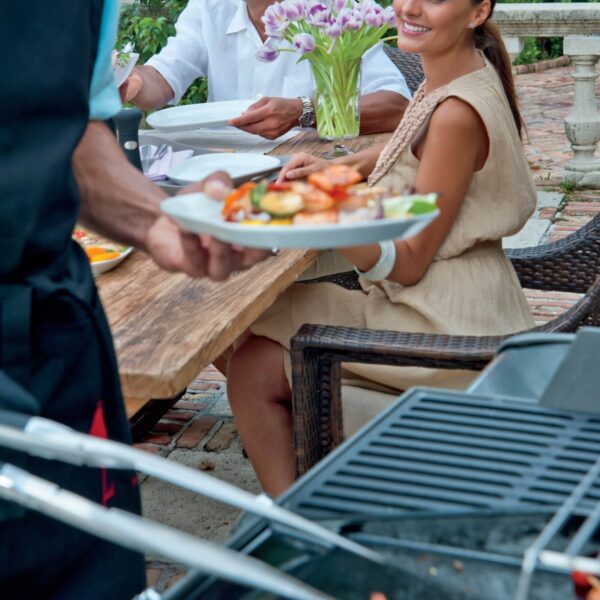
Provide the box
[428,96,486,138]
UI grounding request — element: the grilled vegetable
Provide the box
[251,181,267,209]
[259,191,304,217]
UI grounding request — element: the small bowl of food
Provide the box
[73,228,133,277]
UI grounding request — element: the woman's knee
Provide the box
[227,335,289,401]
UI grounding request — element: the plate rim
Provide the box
[161,192,439,249]
[147,99,256,132]
[166,153,282,186]
[90,246,134,276]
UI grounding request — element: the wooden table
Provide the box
[97,130,390,435]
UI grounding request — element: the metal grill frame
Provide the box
[166,387,600,600]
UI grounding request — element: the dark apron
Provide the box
[0,2,145,598]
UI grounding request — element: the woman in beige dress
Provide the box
[227,0,537,496]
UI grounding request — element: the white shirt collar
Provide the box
[226,2,250,35]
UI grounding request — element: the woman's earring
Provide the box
[468,22,477,29]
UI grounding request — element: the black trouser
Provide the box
[0,287,146,599]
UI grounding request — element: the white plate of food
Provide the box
[147,99,255,132]
[73,228,134,277]
[167,153,282,186]
[161,165,439,249]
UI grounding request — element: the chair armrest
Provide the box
[507,214,600,293]
[290,326,503,475]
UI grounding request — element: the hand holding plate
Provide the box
[147,172,270,280]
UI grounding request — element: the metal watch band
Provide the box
[298,96,315,128]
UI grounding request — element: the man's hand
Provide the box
[119,70,144,103]
[145,173,271,281]
[75,122,270,282]
[119,65,175,111]
[229,97,303,140]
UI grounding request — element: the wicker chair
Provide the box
[383,45,424,94]
[291,214,600,475]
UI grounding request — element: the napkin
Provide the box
[142,145,194,182]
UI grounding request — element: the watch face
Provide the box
[300,111,316,128]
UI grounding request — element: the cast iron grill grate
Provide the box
[284,389,600,519]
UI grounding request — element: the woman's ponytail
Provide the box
[474,19,523,138]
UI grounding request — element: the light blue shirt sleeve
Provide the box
[89,0,122,120]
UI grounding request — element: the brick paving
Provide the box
[136,61,599,594]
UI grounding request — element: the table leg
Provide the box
[126,394,184,442]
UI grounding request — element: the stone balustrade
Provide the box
[493,3,600,187]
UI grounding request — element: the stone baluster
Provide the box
[563,35,600,188]
[504,36,524,62]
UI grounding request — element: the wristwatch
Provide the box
[298,96,316,128]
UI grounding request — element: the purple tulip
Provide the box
[330,0,347,13]
[326,18,343,37]
[306,1,331,27]
[364,5,384,27]
[383,5,397,26]
[262,3,289,39]
[292,32,316,54]
[256,38,280,62]
[345,9,363,30]
[337,7,353,28]
[282,0,305,21]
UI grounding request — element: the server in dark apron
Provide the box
[1,1,268,596]
[0,2,146,597]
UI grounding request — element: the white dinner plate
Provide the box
[161,193,439,250]
[91,247,134,277]
[167,154,281,186]
[147,100,255,132]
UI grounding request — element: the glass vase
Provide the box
[310,58,361,156]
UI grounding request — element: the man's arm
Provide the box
[229,89,407,139]
[359,90,408,134]
[74,121,165,248]
[73,121,268,280]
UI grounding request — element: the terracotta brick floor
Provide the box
[135,61,599,594]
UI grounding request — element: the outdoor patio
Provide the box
[132,58,600,592]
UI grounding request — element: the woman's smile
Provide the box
[400,19,432,36]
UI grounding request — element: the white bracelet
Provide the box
[354,240,396,281]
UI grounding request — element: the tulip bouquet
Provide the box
[257,0,396,142]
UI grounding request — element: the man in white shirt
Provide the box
[124,0,410,139]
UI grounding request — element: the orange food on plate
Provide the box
[84,246,108,258]
[90,251,121,263]
[308,164,362,191]
[221,165,380,226]
[73,227,128,264]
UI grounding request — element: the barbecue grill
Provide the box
[177,386,600,600]
[2,329,600,599]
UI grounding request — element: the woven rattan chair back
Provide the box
[383,45,424,94]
